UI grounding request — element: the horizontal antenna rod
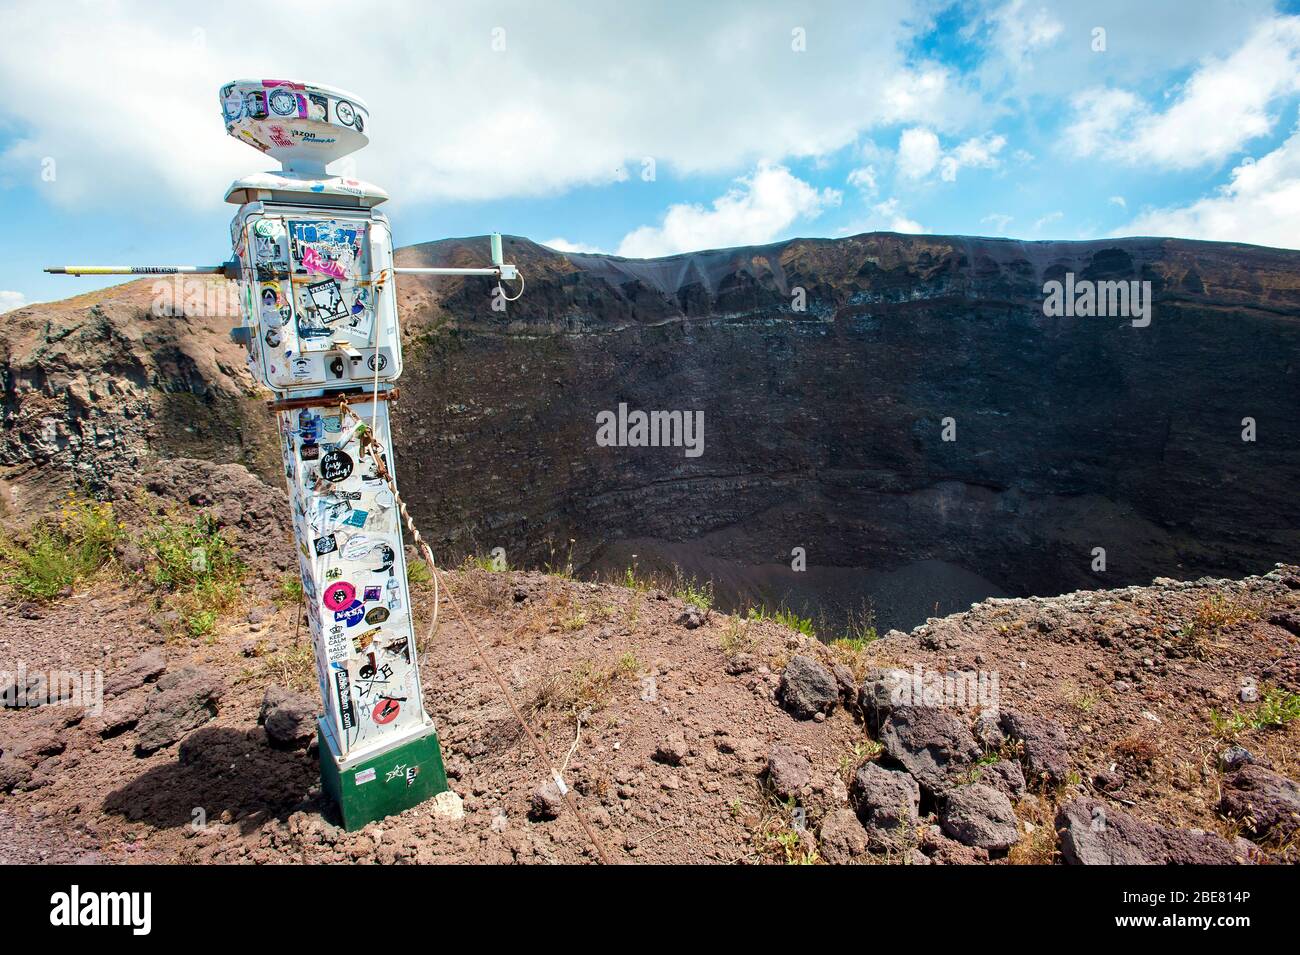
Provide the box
[46,264,518,279]
[45,265,231,276]
[394,266,517,278]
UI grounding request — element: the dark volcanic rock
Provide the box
[1056,798,1249,865]
[857,668,923,732]
[104,649,166,697]
[258,686,318,748]
[1000,709,1073,786]
[1218,765,1300,841]
[0,755,34,793]
[530,782,564,821]
[818,807,869,863]
[766,745,812,801]
[135,668,224,756]
[940,784,1020,852]
[850,761,921,844]
[778,655,838,720]
[879,705,981,797]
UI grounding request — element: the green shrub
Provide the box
[143,511,244,637]
[747,604,816,638]
[0,494,123,600]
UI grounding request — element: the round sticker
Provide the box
[322,581,355,612]
[365,606,390,624]
[372,698,400,725]
[269,89,298,116]
[320,449,354,483]
[341,535,374,562]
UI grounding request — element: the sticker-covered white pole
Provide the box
[44,78,520,831]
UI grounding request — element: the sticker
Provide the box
[365,606,390,625]
[371,545,395,574]
[342,509,368,528]
[291,356,313,379]
[335,600,365,627]
[334,668,355,731]
[313,534,337,556]
[358,653,378,680]
[322,581,356,612]
[320,449,354,483]
[264,328,281,348]
[363,586,381,602]
[269,88,301,117]
[355,767,376,785]
[341,535,375,562]
[366,352,388,372]
[373,698,400,725]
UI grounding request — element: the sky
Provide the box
[2,0,1300,312]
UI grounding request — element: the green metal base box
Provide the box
[318,726,450,832]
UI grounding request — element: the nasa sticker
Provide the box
[335,600,366,627]
[319,449,354,483]
[323,581,356,612]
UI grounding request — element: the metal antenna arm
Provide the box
[46,262,239,278]
[391,232,519,281]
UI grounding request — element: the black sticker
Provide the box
[314,534,337,556]
[365,606,390,624]
[320,449,354,483]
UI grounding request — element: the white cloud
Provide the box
[0,1,983,213]
[1033,211,1064,230]
[898,127,1006,182]
[975,0,1064,74]
[981,213,1013,233]
[0,290,28,314]
[872,199,924,234]
[940,134,1007,181]
[846,166,878,192]
[541,237,603,254]
[1117,120,1300,250]
[1065,16,1300,169]
[839,198,924,236]
[967,0,1279,103]
[616,163,840,257]
[1108,195,1127,209]
[897,128,942,179]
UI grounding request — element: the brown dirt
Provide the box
[2,533,1297,864]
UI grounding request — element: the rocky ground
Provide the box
[1,471,1296,864]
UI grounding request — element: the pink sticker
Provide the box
[323,581,356,612]
[302,246,347,280]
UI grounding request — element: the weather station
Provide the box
[45,79,524,831]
